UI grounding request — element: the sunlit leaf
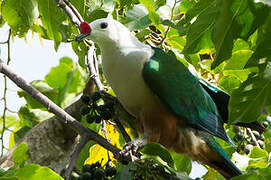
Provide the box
[85,123,121,166]
[1,0,38,37]
[13,143,29,166]
[14,164,63,180]
[229,67,271,124]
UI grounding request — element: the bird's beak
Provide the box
[75,33,89,42]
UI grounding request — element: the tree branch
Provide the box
[56,0,82,27]
[64,135,89,179]
[0,59,121,158]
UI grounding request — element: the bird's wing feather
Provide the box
[142,47,232,144]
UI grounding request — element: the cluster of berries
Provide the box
[233,121,269,154]
[80,92,114,124]
[72,161,117,180]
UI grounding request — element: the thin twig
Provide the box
[102,121,111,162]
[114,118,131,143]
[63,0,84,23]
[159,0,178,45]
[65,135,89,180]
[86,45,104,91]
[1,29,11,156]
[55,0,81,27]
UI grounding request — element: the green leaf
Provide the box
[229,68,271,124]
[12,143,29,166]
[245,13,271,69]
[72,41,88,68]
[182,2,216,54]
[171,152,192,174]
[180,0,215,25]
[202,167,225,180]
[44,57,85,107]
[248,147,268,168]
[179,0,197,14]
[212,0,270,69]
[223,39,253,70]
[0,115,20,133]
[167,28,186,52]
[141,143,174,168]
[14,126,32,143]
[37,0,66,50]
[115,162,135,180]
[18,81,59,109]
[249,146,268,158]
[121,4,151,31]
[14,164,63,180]
[77,141,96,170]
[1,0,38,37]
[85,9,108,23]
[138,0,160,25]
[219,75,241,94]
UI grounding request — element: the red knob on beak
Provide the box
[79,22,91,34]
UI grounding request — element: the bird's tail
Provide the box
[205,137,243,179]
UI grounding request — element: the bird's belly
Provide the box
[106,67,159,117]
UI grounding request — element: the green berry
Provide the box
[233,126,241,134]
[81,94,91,104]
[263,121,269,128]
[92,168,105,179]
[86,115,96,124]
[81,172,92,180]
[233,133,243,142]
[96,105,105,112]
[258,140,265,149]
[244,144,253,154]
[95,115,102,123]
[100,110,113,120]
[105,166,117,177]
[259,135,265,141]
[80,105,91,115]
[82,164,95,173]
[252,131,260,139]
[104,102,114,110]
[92,92,101,102]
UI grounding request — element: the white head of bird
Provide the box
[79,14,150,53]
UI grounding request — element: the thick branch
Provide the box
[0,60,121,158]
[56,0,82,27]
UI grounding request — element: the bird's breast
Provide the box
[101,48,161,117]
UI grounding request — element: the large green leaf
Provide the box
[18,106,53,127]
[121,4,151,31]
[212,0,270,69]
[17,81,59,109]
[141,143,174,168]
[45,57,85,107]
[229,67,271,124]
[37,0,66,50]
[14,164,63,180]
[245,12,271,69]
[12,143,29,166]
[1,0,38,37]
[180,0,215,25]
[138,0,160,25]
[182,2,216,54]
[171,152,192,174]
[0,115,20,133]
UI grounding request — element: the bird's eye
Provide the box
[100,22,108,29]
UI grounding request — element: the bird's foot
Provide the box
[119,139,146,163]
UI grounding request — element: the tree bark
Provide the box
[0,96,83,174]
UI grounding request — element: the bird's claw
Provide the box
[119,141,141,162]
